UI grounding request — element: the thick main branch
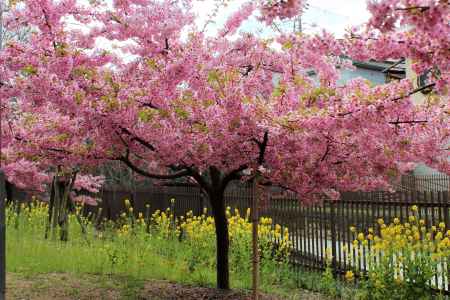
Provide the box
[119,155,190,179]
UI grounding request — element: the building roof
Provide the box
[353,59,406,74]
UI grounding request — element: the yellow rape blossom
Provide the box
[345,271,354,282]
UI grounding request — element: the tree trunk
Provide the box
[48,176,70,241]
[209,191,230,290]
[5,181,12,206]
[59,172,76,241]
[45,177,55,239]
[59,180,70,241]
[51,179,61,240]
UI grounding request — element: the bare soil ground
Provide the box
[6,273,328,300]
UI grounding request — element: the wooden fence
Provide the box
[8,174,450,293]
[83,183,450,293]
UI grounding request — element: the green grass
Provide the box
[6,202,312,298]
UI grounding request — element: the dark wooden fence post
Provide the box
[0,171,6,300]
[199,191,205,216]
[329,200,338,276]
[442,191,450,293]
[251,175,260,300]
[444,191,449,231]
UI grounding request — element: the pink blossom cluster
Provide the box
[219,2,256,37]
[346,0,450,92]
[73,175,105,193]
[259,0,304,24]
[2,159,50,191]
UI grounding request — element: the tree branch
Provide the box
[222,164,248,188]
[337,82,436,117]
[395,6,430,12]
[251,131,270,166]
[389,120,428,125]
[390,83,435,102]
[240,65,254,77]
[382,58,404,73]
[257,131,269,165]
[119,127,156,151]
[119,154,190,180]
[320,143,330,162]
[186,167,212,194]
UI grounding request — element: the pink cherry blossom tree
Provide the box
[0,0,448,289]
[1,101,105,239]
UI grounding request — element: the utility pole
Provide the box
[295,15,302,33]
[294,2,309,34]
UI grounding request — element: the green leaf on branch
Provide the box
[138,107,158,122]
[21,65,37,76]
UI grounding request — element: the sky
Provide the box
[192,0,372,37]
[63,0,373,62]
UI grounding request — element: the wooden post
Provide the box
[199,191,205,216]
[330,200,338,275]
[251,174,260,300]
[0,171,6,300]
[444,191,449,233]
[170,197,176,233]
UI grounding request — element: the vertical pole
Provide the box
[199,191,204,216]
[296,15,302,33]
[0,2,6,297]
[330,200,338,276]
[444,191,450,292]
[0,171,6,300]
[251,174,260,300]
[170,197,175,232]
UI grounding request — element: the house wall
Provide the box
[337,67,386,86]
[405,59,427,105]
[405,59,449,177]
[274,61,446,181]
[295,66,388,87]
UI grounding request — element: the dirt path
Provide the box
[6,273,327,300]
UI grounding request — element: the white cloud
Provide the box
[304,1,371,35]
[191,0,372,37]
[309,0,370,23]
